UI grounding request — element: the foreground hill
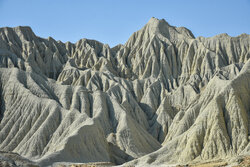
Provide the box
[0,17,249,166]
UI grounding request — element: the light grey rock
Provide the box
[0,17,249,166]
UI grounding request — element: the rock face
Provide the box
[0,151,38,167]
[0,17,249,166]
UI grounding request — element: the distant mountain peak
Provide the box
[145,17,170,36]
[0,26,36,42]
[125,17,194,47]
[147,17,169,26]
[144,17,194,40]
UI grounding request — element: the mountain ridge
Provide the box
[0,17,250,166]
[2,17,248,47]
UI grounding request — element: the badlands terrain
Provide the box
[0,17,250,166]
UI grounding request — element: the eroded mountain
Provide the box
[0,17,250,166]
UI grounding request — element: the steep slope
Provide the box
[125,59,250,166]
[0,68,161,166]
[0,17,249,166]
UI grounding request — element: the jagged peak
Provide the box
[13,26,36,37]
[211,33,231,39]
[124,17,194,47]
[13,26,33,32]
[146,17,170,27]
[76,38,105,47]
[0,26,32,32]
[0,26,37,42]
[145,17,194,39]
[198,33,250,42]
[144,17,170,37]
[237,33,249,38]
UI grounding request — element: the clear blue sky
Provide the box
[0,0,249,47]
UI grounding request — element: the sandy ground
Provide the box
[54,156,250,167]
